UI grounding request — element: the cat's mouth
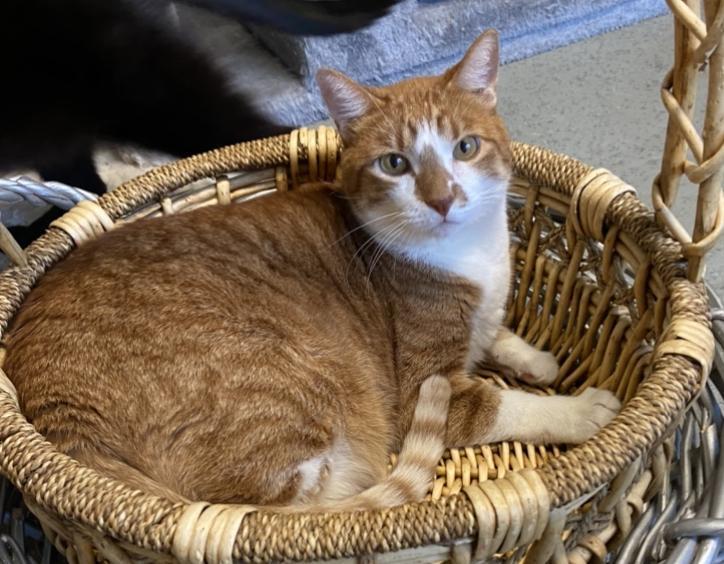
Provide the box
[430,217,462,236]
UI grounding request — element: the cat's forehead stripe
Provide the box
[414,123,454,171]
[418,146,452,180]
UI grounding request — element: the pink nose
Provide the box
[425,196,454,218]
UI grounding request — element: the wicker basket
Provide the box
[0,129,712,563]
[0,1,722,562]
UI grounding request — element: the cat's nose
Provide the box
[425,195,455,218]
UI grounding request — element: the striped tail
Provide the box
[325,374,451,512]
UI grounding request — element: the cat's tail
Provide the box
[307,374,451,513]
[338,374,451,510]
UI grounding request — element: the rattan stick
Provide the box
[0,223,27,267]
[658,0,701,208]
[689,1,724,279]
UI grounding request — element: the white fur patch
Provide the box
[295,454,327,497]
[296,438,383,504]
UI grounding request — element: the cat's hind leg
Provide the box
[290,436,389,506]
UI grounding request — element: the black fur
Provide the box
[186,0,400,35]
[1,0,397,247]
[1,0,286,181]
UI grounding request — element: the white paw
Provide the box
[517,350,559,387]
[564,388,622,444]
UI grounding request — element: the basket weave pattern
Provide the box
[0,125,713,562]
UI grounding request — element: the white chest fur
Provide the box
[398,203,511,369]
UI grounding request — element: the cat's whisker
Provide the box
[332,211,402,247]
[367,221,404,257]
[336,194,368,202]
[390,229,412,278]
[344,220,402,284]
[366,222,408,285]
[367,232,395,282]
[384,225,412,279]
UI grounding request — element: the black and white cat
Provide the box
[1,0,397,245]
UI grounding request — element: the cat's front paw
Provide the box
[565,388,621,443]
[517,350,559,387]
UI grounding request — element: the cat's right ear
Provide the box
[316,69,371,138]
[447,29,499,106]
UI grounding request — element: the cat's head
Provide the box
[317,29,512,245]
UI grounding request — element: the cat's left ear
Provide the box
[317,69,373,138]
[448,29,499,105]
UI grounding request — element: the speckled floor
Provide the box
[499,15,724,296]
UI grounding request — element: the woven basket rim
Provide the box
[0,128,712,560]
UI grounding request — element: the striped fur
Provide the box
[325,375,451,511]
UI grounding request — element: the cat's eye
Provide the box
[379,153,410,175]
[453,135,481,161]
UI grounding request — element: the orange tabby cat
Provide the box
[3,30,620,509]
